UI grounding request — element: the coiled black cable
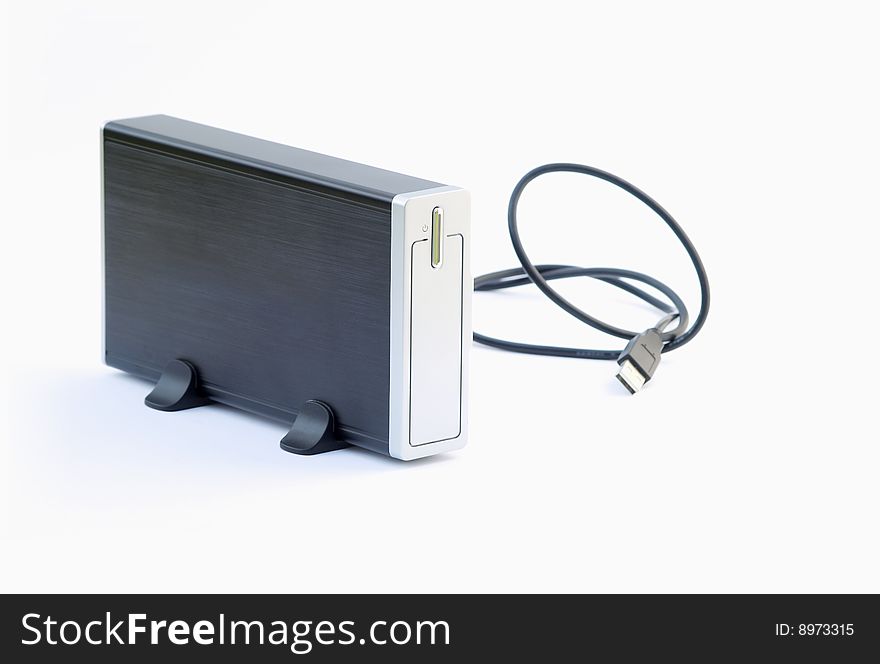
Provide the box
[473,163,710,363]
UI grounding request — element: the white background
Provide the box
[1,1,878,593]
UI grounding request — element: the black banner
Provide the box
[1,594,877,662]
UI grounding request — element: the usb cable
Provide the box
[473,163,710,393]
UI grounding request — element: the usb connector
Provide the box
[616,329,664,394]
[616,359,646,394]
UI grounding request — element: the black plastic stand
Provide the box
[280,400,350,456]
[145,359,212,411]
[145,360,347,455]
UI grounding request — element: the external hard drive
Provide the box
[102,115,470,460]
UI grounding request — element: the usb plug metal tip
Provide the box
[616,359,646,394]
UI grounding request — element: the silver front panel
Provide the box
[389,186,470,460]
[409,235,463,445]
